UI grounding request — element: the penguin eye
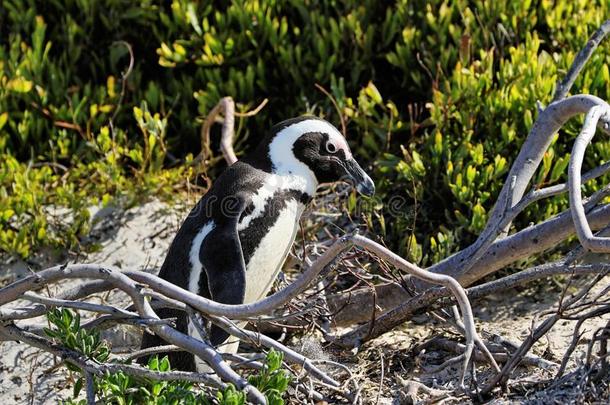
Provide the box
[325,141,338,154]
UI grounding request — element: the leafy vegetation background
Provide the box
[1,0,609,268]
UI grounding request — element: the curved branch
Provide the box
[345,236,499,383]
[0,233,490,390]
[21,291,138,318]
[0,233,348,320]
[568,104,610,252]
[195,97,237,166]
[234,98,268,118]
[126,235,353,319]
[210,315,341,387]
[511,160,610,216]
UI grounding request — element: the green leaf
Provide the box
[466,165,477,184]
[159,355,170,372]
[73,377,83,398]
[148,355,159,371]
[6,77,33,93]
[410,151,426,176]
[186,2,202,35]
[36,226,46,240]
[1,209,14,221]
[0,112,8,130]
[364,81,382,104]
[266,350,282,372]
[550,155,570,182]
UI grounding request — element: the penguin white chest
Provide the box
[243,199,302,303]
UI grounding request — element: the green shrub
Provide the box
[1,0,609,265]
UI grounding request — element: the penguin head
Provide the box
[264,117,375,196]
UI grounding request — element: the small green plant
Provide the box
[44,308,291,403]
[209,349,292,405]
[95,356,207,405]
[44,307,110,366]
[248,350,292,405]
[44,308,207,403]
[214,384,246,405]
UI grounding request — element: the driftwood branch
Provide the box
[569,104,610,252]
[196,96,236,166]
[424,94,610,288]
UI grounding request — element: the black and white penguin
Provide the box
[141,116,375,371]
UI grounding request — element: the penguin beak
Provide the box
[344,159,375,196]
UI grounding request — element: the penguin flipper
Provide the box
[199,197,248,346]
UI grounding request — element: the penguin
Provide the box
[140,116,375,371]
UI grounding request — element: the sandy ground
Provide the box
[350,280,610,404]
[0,200,608,404]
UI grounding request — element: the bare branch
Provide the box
[85,371,95,405]
[569,104,610,252]
[22,291,138,318]
[126,236,353,319]
[315,83,347,136]
[109,41,135,124]
[419,337,557,370]
[553,20,610,101]
[480,272,609,394]
[343,235,495,386]
[430,197,610,287]
[195,97,237,166]
[211,315,341,388]
[124,345,182,362]
[234,98,269,118]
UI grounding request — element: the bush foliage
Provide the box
[1,0,609,264]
